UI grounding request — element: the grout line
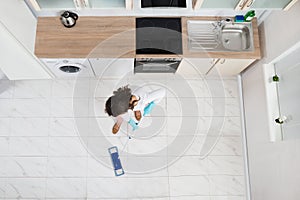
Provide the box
[44,79,54,199]
[237,75,251,200]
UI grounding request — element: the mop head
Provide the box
[108,146,125,176]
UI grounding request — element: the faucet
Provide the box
[217,18,232,27]
[212,18,233,32]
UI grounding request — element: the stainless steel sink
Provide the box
[187,20,254,52]
[221,24,251,51]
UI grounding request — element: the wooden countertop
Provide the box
[35,16,261,59]
[35,17,136,58]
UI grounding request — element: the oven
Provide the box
[134,58,182,73]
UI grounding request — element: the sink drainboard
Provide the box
[187,21,220,51]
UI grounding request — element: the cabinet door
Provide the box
[200,0,242,9]
[246,0,296,10]
[207,58,255,76]
[31,0,126,10]
[89,0,125,8]
[35,0,76,9]
[89,58,133,78]
[177,58,215,78]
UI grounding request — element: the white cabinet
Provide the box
[89,58,134,78]
[242,0,298,10]
[207,58,255,76]
[176,58,217,77]
[193,0,297,10]
[195,0,242,9]
[29,0,127,11]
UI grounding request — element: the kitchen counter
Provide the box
[35,17,136,58]
[35,16,261,59]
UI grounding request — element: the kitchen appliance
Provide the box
[60,11,78,28]
[136,17,183,55]
[40,58,94,78]
[134,58,182,73]
[141,0,186,8]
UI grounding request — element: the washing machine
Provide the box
[40,58,95,78]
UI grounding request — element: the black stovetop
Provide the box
[136,18,183,55]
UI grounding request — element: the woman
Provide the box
[105,85,166,134]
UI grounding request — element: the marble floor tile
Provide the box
[13,80,52,98]
[12,98,51,117]
[87,136,129,157]
[167,116,208,136]
[168,156,208,176]
[125,177,169,199]
[209,175,245,196]
[46,178,86,198]
[10,117,49,136]
[52,79,90,98]
[0,137,9,156]
[87,177,169,199]
[0,99,14,117]
[169,176,210,196]
[0,118,10,136]
[166,78,238,98]
[90,78,130,98]
[0,178,5,198]
[204,117,242,137]
[5,157,47,177]
[127,136,168,155]
[209,137,243,156]
[167,79,208,98]
[5,178,46,199]
[47,157,87,177]
[0,158,8,176]
[87,156,115,177]
[48,137,88,157]
[204,79,239,98]
[167,135,207,156]
[87,177,131,199]
[167,97,211,117]
[123,155,169,177]
[170,196,210,200]
[51,98,89,118]
[207,156,245,176]
[50,117,89,137]
[210,196,246,200]
[9,137,48,156]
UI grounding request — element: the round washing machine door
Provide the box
[54,60,89,77]
[59,65,82,73]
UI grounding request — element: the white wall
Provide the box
[242,1,300,199]
[0,0,37,51]
[0,0,52,80]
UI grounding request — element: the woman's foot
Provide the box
[134,110,142,121]
[112,123,120,134]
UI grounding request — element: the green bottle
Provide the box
[244,10,255,22]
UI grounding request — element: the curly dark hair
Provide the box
[105,85,132,117]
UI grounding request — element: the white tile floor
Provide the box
[0,74,246,200]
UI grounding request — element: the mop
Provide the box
[108,101,156,177]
